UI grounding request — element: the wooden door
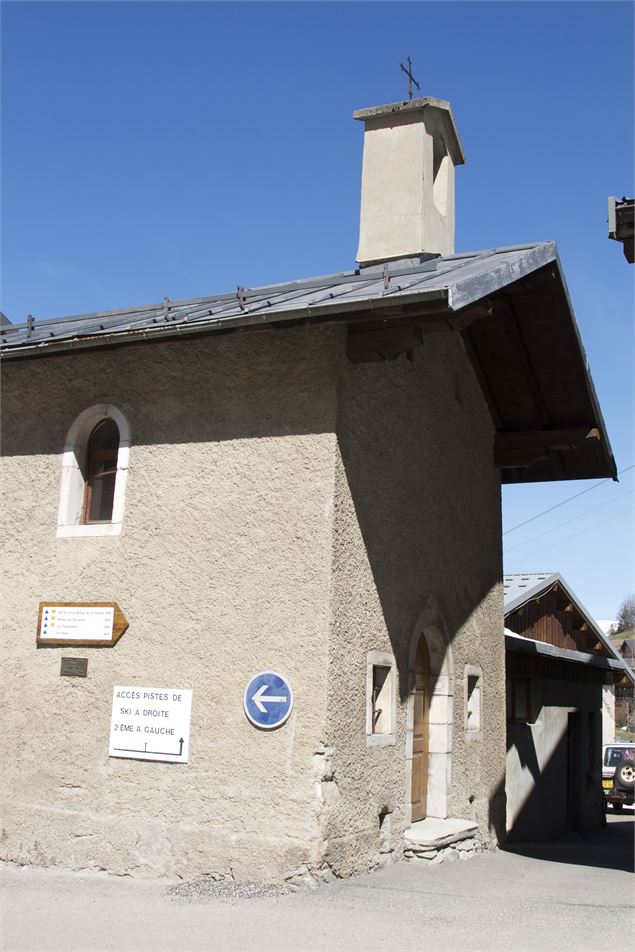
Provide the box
[411,636,430,822]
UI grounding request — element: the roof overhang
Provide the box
[504,629,628,675]
[503,572,634,683]
[455,253,616,483]
[0,241,616,484]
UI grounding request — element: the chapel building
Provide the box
[0,97,616,881]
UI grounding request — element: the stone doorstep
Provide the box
[404,817,478,851]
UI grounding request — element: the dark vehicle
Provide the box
[602,744,635,811]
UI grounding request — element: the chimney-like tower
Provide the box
[354,97,465,266]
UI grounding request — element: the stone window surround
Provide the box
[57,404,131,538]
[405,598,454,821]
[366,650,397,747]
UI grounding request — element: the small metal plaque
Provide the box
[60,657,88,678]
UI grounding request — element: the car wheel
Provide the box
[611,802,624,812]
[615,761,635,790]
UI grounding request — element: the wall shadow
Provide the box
[332,343,507,839]
[334,352,503,707]
[506,724,570,842]
[503,816,635,873]
[0,327,340,456]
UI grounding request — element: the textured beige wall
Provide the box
[1,321,506,883]
[1,326,343,881]
[320,331,507,876]
[506,675,603,840]
[356,108,457,264]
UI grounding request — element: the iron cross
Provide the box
[399,56,421,100]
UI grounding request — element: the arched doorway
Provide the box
[411,635,430,822]
[407,611,454,823]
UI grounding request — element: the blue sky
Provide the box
[1,1,633,620]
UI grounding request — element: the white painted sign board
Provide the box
[40,605,114,641]
[109,686,192,763]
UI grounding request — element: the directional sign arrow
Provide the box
[252,684,288,713]
[114,737,185,758]
[36,601,129,647]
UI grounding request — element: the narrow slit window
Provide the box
[372,665,392,735]
[366,652,396,745]
[83,419,120,524]
[465,672,481,732]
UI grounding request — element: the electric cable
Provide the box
[505,507,633,569]
[503,463,634,535]
[504,489,633,553]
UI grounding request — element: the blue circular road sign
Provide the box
[244,671,293,730]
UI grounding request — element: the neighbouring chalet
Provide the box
[616,631,635,732]
[503,572,633,841]
[0,97,619,882]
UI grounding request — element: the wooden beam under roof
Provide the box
[345,300,489,363]
[494,427,600,469]
[347,324,424,362]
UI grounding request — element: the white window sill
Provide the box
[366,733,396,748]
[57,523,122,538]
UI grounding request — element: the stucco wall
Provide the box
[2,320,510,883]
[602,682,616,744]
[320,331,506,876]
[1,326,343,881]
[506,664,604,841]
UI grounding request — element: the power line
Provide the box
[505,507,633,569]
[504,490,634,553]
[503,463,634,536]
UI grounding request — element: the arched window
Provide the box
[82,419,120,524]
[57,405,130,537]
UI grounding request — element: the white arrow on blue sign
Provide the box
[244,671,293,730]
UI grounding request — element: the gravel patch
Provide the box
[167,875,289,903]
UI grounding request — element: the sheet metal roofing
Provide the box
[504,630,626,672]
[503,571,631,676]
[0,242,558,355]
[503,572,559,610]
[0,237,616,485]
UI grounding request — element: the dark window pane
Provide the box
[512,679,530,721]
[89,419,119,456]
[87,473,117,522]
[83,419,120,523]
[91,456,117,478]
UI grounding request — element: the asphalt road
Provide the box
[2,815,633,952]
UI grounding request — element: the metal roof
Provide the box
[503,571,632,680]
[503,571,601,631]
[0,242,555,354]
[504,629,626,673]
[0,239,617,484]
[503,572,559,610]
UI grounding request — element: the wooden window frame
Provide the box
[82,419,120,525]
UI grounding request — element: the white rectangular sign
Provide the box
[40,605,114,641]
[109,686,192,763]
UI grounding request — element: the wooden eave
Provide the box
[346,262,616,484]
